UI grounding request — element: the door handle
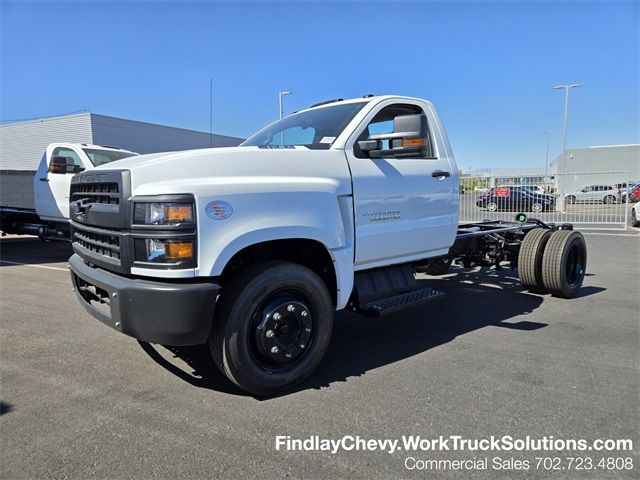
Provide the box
[432,170,451,178]
[39,178,49,182]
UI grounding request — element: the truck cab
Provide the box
[34,143,138,223]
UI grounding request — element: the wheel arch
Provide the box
[215,236,348,308]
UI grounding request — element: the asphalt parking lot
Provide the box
[1,232,638,479]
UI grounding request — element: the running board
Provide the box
[358,287,445,317]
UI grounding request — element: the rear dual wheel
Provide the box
[210,261,333,396]
[541,230,587,298]
[518,228,587,298]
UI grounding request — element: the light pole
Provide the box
[553,83,581,176]
[541,129,554,179]
[278,91,292,145]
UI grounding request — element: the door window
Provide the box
[50,147,82,172]
[354,104,434,159]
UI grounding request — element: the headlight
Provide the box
[143,238,193,263]
[134,202,194,225]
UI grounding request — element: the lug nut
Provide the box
[273,313,282,321]
[287,304,295,312]
[271,346,280,354]
[266,330,275,338]
[301,310,308,317]
[304,327,312,333]
[285,352,292,359]
[299,343,305,349]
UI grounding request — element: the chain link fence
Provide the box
[459,171,635,230]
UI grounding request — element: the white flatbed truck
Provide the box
[0,143,137,240]
[67,95,587,395]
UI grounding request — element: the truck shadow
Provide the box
[0,238,71,266]
[139,266,604,398]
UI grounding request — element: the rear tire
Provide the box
[565,195,576,205]
[486,202,498,212]
[541,230,587,298]
[603,195,615,205]
[210,261,333,396]
[518,228,553,293]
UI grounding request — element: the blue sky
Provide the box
[1,1,638,169]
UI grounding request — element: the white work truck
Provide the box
[68,95,587,395]
[0,143,137,239]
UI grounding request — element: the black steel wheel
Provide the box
[518,228,553,293]
[210,261,333,395]
[541,230,587,298]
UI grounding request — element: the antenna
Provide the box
[209,77,213,148]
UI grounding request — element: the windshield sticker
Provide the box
[205,201,233,220]
[319,136,335,144]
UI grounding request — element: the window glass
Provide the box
[281,126,316,146]
[354,103,433,159]
[242,101,367,150]
[51,147,82,167]
[83,148,137,167]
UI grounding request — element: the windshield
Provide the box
[242,101,367,150]
[83,148,138,167]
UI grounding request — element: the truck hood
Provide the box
[94,146,262,171]
[92,145,352,198]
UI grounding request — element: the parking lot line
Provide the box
[582,232,639,237]
[0,259,68,272]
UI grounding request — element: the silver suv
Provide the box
[564,185,617,204]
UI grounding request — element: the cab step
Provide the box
[360,287,445,317]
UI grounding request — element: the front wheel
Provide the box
[486,202,498,212]
[565,195,576,205]
[603,195,615,204]
[531,203,543,213]
[210,261,333,396]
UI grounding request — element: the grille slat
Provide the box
[70,182,120,205]
[72,224,121,263]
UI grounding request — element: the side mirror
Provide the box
[366,114,430,158]
[49,156,70,174]
[357,139,381,152]
[49,156,84,174]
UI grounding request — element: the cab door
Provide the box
[344,100,458,269]
[34,145,87,221]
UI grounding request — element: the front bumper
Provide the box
[69,254,219,346]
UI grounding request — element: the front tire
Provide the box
[565,195,576,205]
[603,195,615,205]
[486,202,498,212]
[210,261,333,396]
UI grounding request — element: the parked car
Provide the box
[477,186,555,213]
[618,182,639,203]
[564,185,617,204]
[630,185,640,203]
[630,203,640,227]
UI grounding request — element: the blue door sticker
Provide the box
[205,201,233,220]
